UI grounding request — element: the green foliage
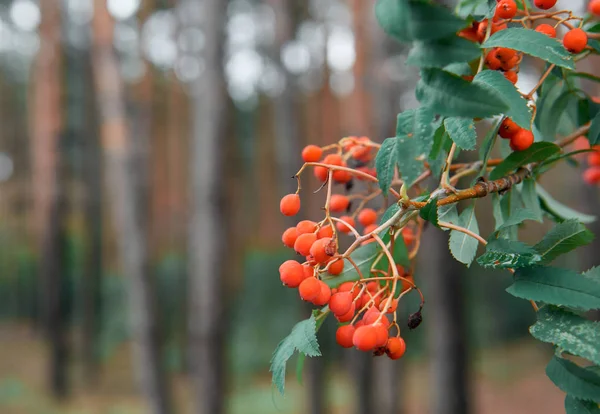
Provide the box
[449,204,480,266]
[546,357,600,402]
[533,219,594,264]
[443,117,477,150]
[416,69,509,118]
[473,70,532,129]
[489,142,560,180]
[589,112,600,146]
[477,238,541,269]
[537,186,596,224]
[375,137,400,195]
[376,233,410,270]
[565,395,600,414]
[376,0,467,42]
[270,315,321,395]
[507,267,600,311]
[482,28,575,69]
[407,37,481,68]
[438,204,459,230]
[395,108,435,187]
[495,208,541,232]
[419,198,439,227]
[478,119,503,176]
[530,306,600,366]
[520,179,544,222]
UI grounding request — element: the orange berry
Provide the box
[373,322,389,348]
[328,258,345,275]
[504,71,518,84]
[336,216,356,234]
[296,220,317,235]
[583,166,600,185]
[495,0,517,19]
[510,129,534,151]
[312,281,331,306]
[588,149,600,166]
[533,0,556,10]
[335,303,356,323]
[402,227,415,245]
[386,337,407,360]
[500,55,519,71]
[535,23,556,38]
[499,118,521,139]
[492,21,507,34]
[477,20,489,41]
[356,166,377,180]
[458,26,480,43]
[317,225,334,239]
[338,281,359,299]
[495,47,517,63]
[357,208,378,227]
[330,292,354,316]
[401,274,415,293]
[302,145,322,162]
[282,227,298,248]
[591,0,600,16]
[563,28,588,54]
[314,166,328,182]
[350,141,371,160]
[299,277,321,301]
[310,238,334,263]
[363,306,382,325]
[333,169,352,184]
[323,153,343,166]
[352,325,378,351]
[280,194,300,216]
[294,233,317,256]
[336,324,356,348]
[279,260,305,288]
[363,224,378,235]
[302,264,314,280]
[485,50,502,70]
[379,298,398,314]
[330,194,350,213]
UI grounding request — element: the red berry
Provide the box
[294,233,317,256]
[279,260,305,288]
[336,325,356,348]
[323,153,343,166]
[533,0,556,10]
[485,50,502,70]
[373,322,389,348]
[330,292,353,316]
[363,306,382,325]
[583,166,600,185]
[363,224,378,235]
[312,281,331,306]
[302,264,314,280]
[495,47,517,63]
[309,238,334,264]
[282,227,298,248]
[385,337,407,360]
[357,208,378,227]
[302,145,322,162]
[314,166,328,182]
[563,28,588,54]
[333,169,352,184]
[495,0,517,19]
[499,118,521,139]
[504,71,518,84]
[588,148,600,166]
[535,23,556,38]
[335,303,356,323]
[402,227,415,245]
[327,258,345,275]
[329,194,350,213]
[280,194,300,216]
[352,325,378,351]
[510,129,534,151]
[379,298,398,314]
[500,55,519,71]
[336,216,356,234]
[296,220,317,235]
[591,0,600,16]
[317,225,334,239]
[299,277,321,301]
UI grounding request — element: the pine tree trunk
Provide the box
[184,1,228,413]
[91,2,172,413]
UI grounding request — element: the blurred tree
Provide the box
[91,1,172,413]
[184,0,228,413]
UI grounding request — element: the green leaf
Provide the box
[537,186,596,224]
[590,112,600,146]
[565,395,600,414]
[539,91,579,141]
[478,119,503,178]
[507,267,600,311]
[322,243,379,288]
[375,137,398,195]
[444,62,473,76]
[473,70,532,129]
[533,219,594,264]
[482,28,575,70]
[428,125,449,178]
[495,208,541,232]
[380,203,401,225]
[420,198,439,227]
[449,204,480,266]
[407,36,481,68]
[489,142,560,180]
[296,353,305,385]
[477,238,541,269]
[375,0,468,43]
[395,108,435,187]
[438,204,459,230]
[520,179,543,222]
[530,306,600,366]
[416,69,509,119]
[375,233,410,270]
[270,315,321,394]
[546,357,600,402]
[443,117,477,150]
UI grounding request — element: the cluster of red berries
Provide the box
[498,118,534,151]
[590,0,600,17]
[573,136,600,185]
[278,138,416,359]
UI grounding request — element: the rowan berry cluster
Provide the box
[573,136,600,186]
[279,137,419,359]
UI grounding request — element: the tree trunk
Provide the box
[91,2,172,413]
[421,227,471,414]
[184,0,228,413]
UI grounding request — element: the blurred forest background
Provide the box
[0,0,599,413]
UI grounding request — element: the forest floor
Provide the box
[0,324,564,414]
